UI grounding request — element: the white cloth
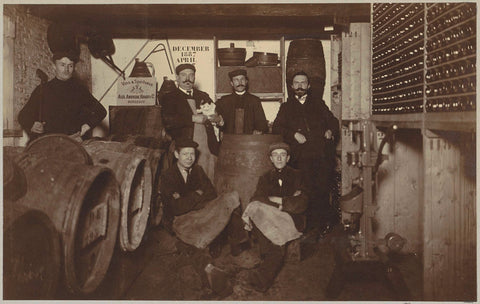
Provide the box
[242,200,302,246]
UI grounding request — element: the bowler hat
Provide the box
[175,63,196,75]
[228,69,247,79]
[268,142,290,155]
[175,138,199,150]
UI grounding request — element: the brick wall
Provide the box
[4,5,92,133]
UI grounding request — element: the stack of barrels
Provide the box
[3,133,167,299]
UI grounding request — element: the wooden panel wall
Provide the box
[375,130,423,253]
[423,134,476,301]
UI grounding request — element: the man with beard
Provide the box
[272,71,339,234]
[18,50,106,141]
[215,69,268,134]
[162,63,221,180]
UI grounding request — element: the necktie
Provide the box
[184,169,190,183]
[187,90,193,97]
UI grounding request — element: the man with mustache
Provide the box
[215,69,268,134]
[272,71,339,235]
[162,63,221,180]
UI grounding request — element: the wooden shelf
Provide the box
[215,92,284,101]
[371,113,423,129]
[424,111,476,132]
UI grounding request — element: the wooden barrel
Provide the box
[25,133,92,164]
[84,139,165,226]
[83,142,153,252]
[214,134,281,210]
[286,39,326,98]
[4,206,61,300]
[13,153,121,295]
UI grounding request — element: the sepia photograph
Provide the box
[2,0,477,302]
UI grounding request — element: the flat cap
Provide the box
[228,69,247,79]
[175,63,196,75]
[269,142,290,155]
[175,138,199,150]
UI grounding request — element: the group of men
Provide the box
[18,52,339,294]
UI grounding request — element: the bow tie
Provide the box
[186,90,193,96]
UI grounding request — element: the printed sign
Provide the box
[117,77,157,105]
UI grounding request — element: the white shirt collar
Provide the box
[235,90,246,96]
[296,94,308,104]
[179,87,193,96]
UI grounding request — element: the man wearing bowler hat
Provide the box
[216,69,268,135]
[162,63,221,180]
[18,50,106,142]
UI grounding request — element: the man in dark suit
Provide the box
[215,69,268,134]
[242,142,308,292]
[272,71,340,233]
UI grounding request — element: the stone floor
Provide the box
[85,223,423,301]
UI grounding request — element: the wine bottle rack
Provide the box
[425,3,476,112]
[372,3,425,114]
[372,3,476,115]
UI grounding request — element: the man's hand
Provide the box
[294,132,307,144]
[268,196,283,205]
[80,124,91,136]
[293,190,302,196]
[172,192,181,199]
[195,189,204,196]
[31,121,45,134]
[253,130,263,135]
[324,129,333,140]
[192,114,208,124]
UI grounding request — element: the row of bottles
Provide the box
[372,4,425,114]
[372,3,476,114]
[426,3,476,112]
[425,95,476,112]
[425,76,476,97]
[372,100,423,114]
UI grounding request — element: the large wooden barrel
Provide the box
[83,142,152,252]
[4,206,61,300]
[84,139,165,226]
[286,39,326,98]
[12,153,121,295]
[214,134,281,210]
[25,133,92,165]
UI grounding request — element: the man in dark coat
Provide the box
[161,63,221,180]
[272,71,340,233]
[215,69,268,134]
[18,51,106,141]
[242,142,308,292]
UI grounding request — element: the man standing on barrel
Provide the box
[272,71,339,235]
[18,50,106,142]
[215,69,268,135]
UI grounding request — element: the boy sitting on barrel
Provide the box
[241,142,308,292]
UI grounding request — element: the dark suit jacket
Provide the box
[250,166,308,231]
[272,94,339,161]
[161,87,213,140]
[216,92,268,134]
[159,163,217,222]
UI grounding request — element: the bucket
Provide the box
[4,207,61,300]
[214,134,281,210]
[13,153,121,295]
[286,39,326,98]
[217,43,246,66]
[83,142,153,252]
